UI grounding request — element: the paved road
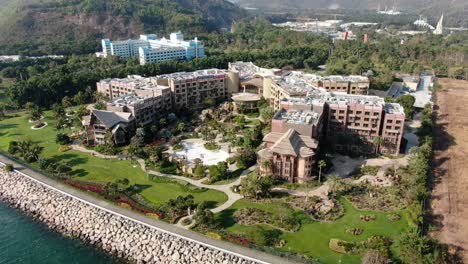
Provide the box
[0,154,299,264]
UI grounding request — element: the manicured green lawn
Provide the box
[0,111,227,207]
[217,199,410,264]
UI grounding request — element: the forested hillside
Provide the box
[0,0,244,55]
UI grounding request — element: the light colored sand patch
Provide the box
[174,141,230,166]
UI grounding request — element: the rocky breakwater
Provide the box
[0,170,256,264]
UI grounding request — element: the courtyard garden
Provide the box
[213,198,409,264]
[0,110,228,217]
[0,100,439,263]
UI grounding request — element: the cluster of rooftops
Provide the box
[97,62,404,116]
[107,94,153,108]
[101,69,227,86]
[275,109,322,126]
[156,69,227,81]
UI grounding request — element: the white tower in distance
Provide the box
[434,14,444,35]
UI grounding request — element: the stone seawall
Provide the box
[0,170,256,264]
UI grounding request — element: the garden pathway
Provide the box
[271,184,330,200]
[330,154,410,178]
[70,143,255,217]
[71,143,129,160]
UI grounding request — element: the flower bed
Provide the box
[118,195,164,218]
[329,236,392,256]
[234,207,300,232]
[225,234,251,247]
[360,214,377,222]
[63,180,104,195]
[289,196,345,222]
[204,143,221,151]
[31,122,48,130]
[346,228,364,236]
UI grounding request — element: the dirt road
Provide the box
[430,78,468,262]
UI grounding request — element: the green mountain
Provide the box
[0,0,244,45]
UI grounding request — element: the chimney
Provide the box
[364,33,369,43]
[344,31,349,41]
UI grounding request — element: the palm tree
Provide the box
[318,160,327,183]
[62,96,73,111]
[327,175,347,195]
[262,160,271,174]
[373,136,385,154]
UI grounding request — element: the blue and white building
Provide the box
[97,32,205,65]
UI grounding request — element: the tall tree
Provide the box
[318,160,327,183]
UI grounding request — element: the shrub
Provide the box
[181,218,192,226]
[8,141,18,154]
[173,144,183,151]
[329,239,348,254]
[204,142,220,151]
[225,234,251,247]
[55,133,71,145]
[59,145,72,152]
[4,163,14,172]
[246,226,282,247]
[234,207,300,232]
[346,228,364,236]
[206,232,222,240]
[95,143,118,155]
[63,180,104,194]
[193,164,205,178]
[146,213,161,220]
[119,202,132,209]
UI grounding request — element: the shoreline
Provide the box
[0,168,257,264]
[0,201,121,263]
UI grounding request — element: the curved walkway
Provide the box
[71,143,254,214]
[0,155,296,264]
[272,184,330,200]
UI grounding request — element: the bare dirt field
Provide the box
[430,78,468,262]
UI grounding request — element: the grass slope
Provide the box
[217,199,409,264]
[0,111,227,207]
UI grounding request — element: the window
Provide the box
[387,120,393,123]
[275,161,281,173]
[365,112,370,116]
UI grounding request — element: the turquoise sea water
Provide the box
[0,202,120,264]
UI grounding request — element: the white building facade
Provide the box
[97,32,205,65]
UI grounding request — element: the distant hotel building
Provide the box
[97,32,205,65]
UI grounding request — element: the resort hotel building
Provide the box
[87,69,239,145]
[257,90,405,183]
[85,61,405,184]
[97,32,205,65]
